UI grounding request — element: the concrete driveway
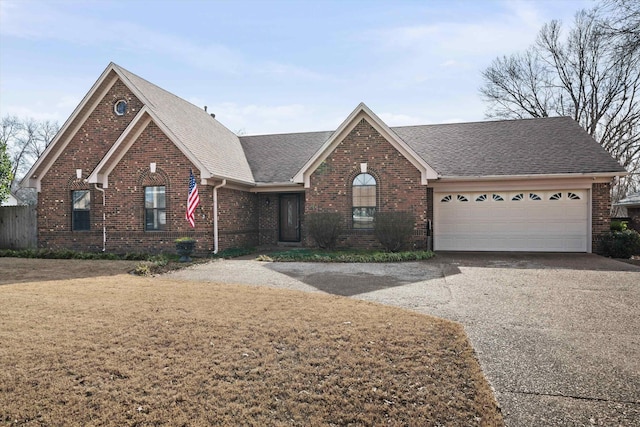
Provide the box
[166,253,640,426]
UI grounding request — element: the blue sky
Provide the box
[0,0,592,135]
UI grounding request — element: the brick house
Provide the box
[22,63,626,254]
[615,193,640,233]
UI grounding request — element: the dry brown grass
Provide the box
[0,258,503,426]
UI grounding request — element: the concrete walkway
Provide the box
[165,253,640,426]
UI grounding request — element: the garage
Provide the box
[434,189,589,252]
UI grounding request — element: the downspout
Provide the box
[94,184,106,252]
[213,179,227,254]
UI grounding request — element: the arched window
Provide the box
[352,173,376,229]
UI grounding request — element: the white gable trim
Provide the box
[292,103,438,188]
[87,107,210,188]
[87,109,152,188]
[21,64,120,191]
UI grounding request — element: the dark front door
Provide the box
[279,194,301,242]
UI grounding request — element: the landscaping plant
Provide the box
[374,211,415,252]
[306,212,343,250]
[599,229,640,259]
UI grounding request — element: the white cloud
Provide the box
[0,0,328,81]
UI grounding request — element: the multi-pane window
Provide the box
[72,190,91,231]
[145,186,166,231]
[352,173,376,229]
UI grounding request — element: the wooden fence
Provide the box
[0,205,37,249]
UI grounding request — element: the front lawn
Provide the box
[0,259,502,426]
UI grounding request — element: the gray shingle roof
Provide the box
[241,116,624,183]
[111,64,624,184]
[616,192,640,207]
[115,64,255,184]
[240,131,333,183]
[394,117,625,177]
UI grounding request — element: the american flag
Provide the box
[186,170,200,227]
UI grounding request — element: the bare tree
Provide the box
[480,3,640,214]
[599,0,640,54]
[1,115,60,204]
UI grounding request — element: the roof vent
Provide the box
[210,113,216,119]
[204,106,208,112]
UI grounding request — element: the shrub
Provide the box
[265,249,435,263]
[599,229,640,259]
[306,212,343,250]
[610,220,628,231]
[374,211,415,252]
[133,263,151,276]
[213,247,255,259]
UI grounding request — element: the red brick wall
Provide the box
[104,121,214,254]
[37,77,261,255]
[258,193,279,245]
[305,118,428,249]
[592,182,612,253]
[217,187,259,250]
[38,79,145,252]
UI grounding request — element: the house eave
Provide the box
[250,182,304,193]
[20,64,121,191]
[435,171,626,182]
[202,175,255,188]
[292,103,438,188]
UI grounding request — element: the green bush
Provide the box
[599,230,640,259]
[0,248,158,261]
[610,220,628,231]
[264,249,434,263]
[213,247,255,259]
[374,211,415,252]
[306,212,343,250]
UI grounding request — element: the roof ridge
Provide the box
[240,129,335,138]
[390,116,571,130]
[112,63,207,114]
[240,116,575,138]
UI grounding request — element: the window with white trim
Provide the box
[352,173,376,229]
[145,186,166,231]
[72,190,90,231]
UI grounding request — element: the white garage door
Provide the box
[434,190,589,252]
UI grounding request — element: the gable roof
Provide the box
[22,63,625,192]
[22,63,254,190]
[114,64,254,184]
[240,116,625,184]
[291,103,439,187]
